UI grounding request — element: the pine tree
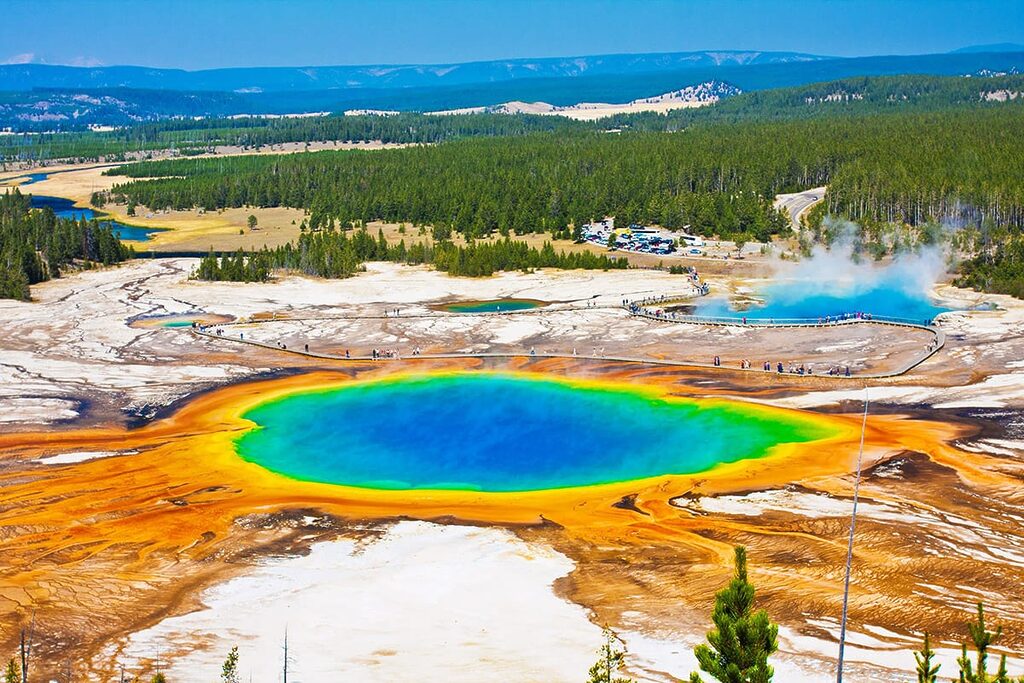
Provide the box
[956,603,1010,683]
[587,627,632,683]
[151,673,166,683]
[914,632,940,683]
[4,658,19,683]
[690,546,778,683]
[221,646,240,683]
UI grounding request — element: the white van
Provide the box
[679,233,704,247]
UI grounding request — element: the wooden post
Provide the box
[282,628,289,683]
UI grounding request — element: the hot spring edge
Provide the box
[233,372,840,492]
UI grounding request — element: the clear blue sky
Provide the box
[4,0,1023,69]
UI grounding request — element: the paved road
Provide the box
[774,186,826,230]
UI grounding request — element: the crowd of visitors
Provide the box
[189,286,902,379]
[729,359,855,376]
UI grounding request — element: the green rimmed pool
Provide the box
[129,313,233,329]
[443,299,544,313]
[234,373,837,492]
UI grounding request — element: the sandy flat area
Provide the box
[434,98,709,121]
[106,522,603,682]
[105,516,1022,683]
[430,85,720,121]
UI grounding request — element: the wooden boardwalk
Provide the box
[190,301,945,380]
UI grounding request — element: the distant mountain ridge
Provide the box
[0,50,828,92]
[951,43,1024,54]
[4,50,1024,130]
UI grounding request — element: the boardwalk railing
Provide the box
[191,304,946,380]
[628,308,937,328]
[620,301,945,377]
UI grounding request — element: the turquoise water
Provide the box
[162,320,196,328]
[235,373,834,492]
[695,273,949,324]
[30,195,164,242]
[445,299,542,313]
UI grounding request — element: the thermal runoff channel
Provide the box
[234,373,836,492]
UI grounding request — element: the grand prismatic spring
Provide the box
[235,373,838,491]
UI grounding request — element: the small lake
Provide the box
[442,299,545,313]
[29,195,163,242]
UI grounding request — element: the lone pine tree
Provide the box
[914,632,940,683]
[221,646,240,683]
[956,603,1015,683]
[690,546,779,683]
[587,627,632,683]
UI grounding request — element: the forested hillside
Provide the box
[103,105,1024,243]
[957,231,1024,298]
[0,112,586,164]
[3,73,1021,163]
[104,130,793,242]
[192,229,628,282]
[611,74,1024,128]
[0,190,132,300]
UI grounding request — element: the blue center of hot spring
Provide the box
[234,374,834,492]
[695,268,950,323]
[445,299,541,313]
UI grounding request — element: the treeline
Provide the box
[104,128,806,242]
[0,190,132,300]
[957,230,1024,298]
[123,111,587,145]
[823,106,1024,228]
[193,228,627,282]
[0,112,586,164]
[6,73,1021,164]
[103,105,1024,243]
[608,73,1024,129]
